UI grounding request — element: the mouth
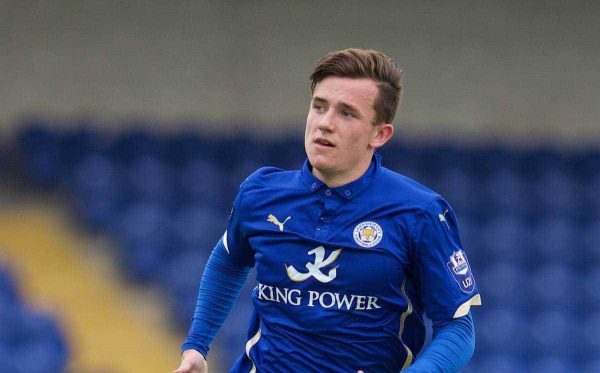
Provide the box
[314,137,335,147]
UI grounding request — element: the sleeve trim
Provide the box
[222,231,230,254]
[453,294,481,318]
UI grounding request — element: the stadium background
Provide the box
[0,1,598,372]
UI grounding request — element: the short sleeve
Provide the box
[412,198,481,321]
[222,181,255,268]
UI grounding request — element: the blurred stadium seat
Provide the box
[11,121,600,370]
[0,264,69,373]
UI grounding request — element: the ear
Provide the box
[370,123,394,149]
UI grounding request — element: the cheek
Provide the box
[305,114,314,132]
[304,119,313,138]
[304,119,314,150]
[345,131,374,153]
[348,129,368,144]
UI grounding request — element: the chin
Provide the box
[307,153,329,169]
[310,159,337,176]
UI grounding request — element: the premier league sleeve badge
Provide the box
[446,250,476,293]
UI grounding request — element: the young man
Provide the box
[174,49,481,372]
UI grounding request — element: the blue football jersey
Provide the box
[223,153,481,372]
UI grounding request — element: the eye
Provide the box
[313,104,325,112]
[341,110,354,118]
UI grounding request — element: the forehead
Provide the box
[313,76,379,108]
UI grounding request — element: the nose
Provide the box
[317,110,336,132]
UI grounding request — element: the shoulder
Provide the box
[376,166,444,211]
[234,166,304,216]
[237,166,303,199]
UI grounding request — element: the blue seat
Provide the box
[476,307,527,355]
[113,202,174,282]
[527,357,578,373]
[18,310,68,357]
[433,166,476,215]
[114,202,172,244]
[478,262,526,310]
[69,154,120,198]
[171,290,199,330]
[580,314,600,360]
[457,215,485,261]
[211,135,259,170]
[529,216,578,265]
[171,205,225,249]
[110,127,166,165]
[59,124,107,173]
[582,198,600,227]
[483,166,529,215]
[13,338,68,373]
[581,266,600,312]
[584,358,600,373]
[120,236,175,283]
[267,136,306,170]
[213,274,257,369]
[0,147,4,182]
[0,265,20,305]
[0,302,24,348]
[123,156,173,204]
[17,122,64,188]
[469,147,515,178]
[162,251,208,296]
[478,213,530,264]
[469,354,526,373]
[164,249,214,329]
[174,158,229,209]
[528,264,576,313]
[68,153,123,231]
[165,129,211,166]
[526,310,576,357]
[0,272,68,372]
[533,168,578,218]
[0,347,19,372]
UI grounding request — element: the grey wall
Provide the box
[2,1,599,145]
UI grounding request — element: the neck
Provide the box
[312,156,373,188]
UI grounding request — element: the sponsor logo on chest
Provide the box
[257,283,381,311]
[256,246,382,311]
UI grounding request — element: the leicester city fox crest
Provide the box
[353,221,383,248]
[446,250,476,293]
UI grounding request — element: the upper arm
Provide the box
[412,198,481,321]
[222,180,255,267]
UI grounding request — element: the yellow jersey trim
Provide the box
[222,230,229,254]
[245,327,262,373]
[399,281,414,369]
[453,294,482,319]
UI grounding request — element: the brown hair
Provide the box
[310,48,402,125]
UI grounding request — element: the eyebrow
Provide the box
[339,102,360,114]
[312,96,361,115]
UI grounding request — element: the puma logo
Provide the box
[267,214,292,231]
[439,209,450,230]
